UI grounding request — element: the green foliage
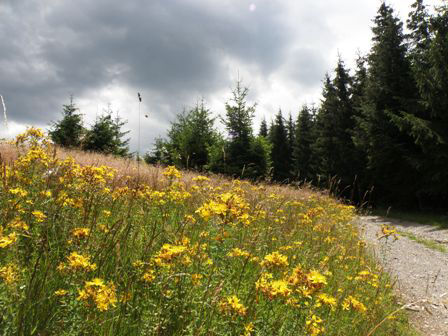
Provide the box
[292,105,315,181]
[217,81,269,179]
[259,118,268,137]
[392,2,448,207]
[314,64,358,188]
[222,80,255,176]
[270,110,291,182]
[353,3,420,205]
[207,136,271,180]
[49,97,84,148]
[222,80,255,144]
[117,2,448,209]
[144,137,172,165]
[206,134,228,174]
[167,101,218,170]
[0,130,418,335]
[286,113,295,153]
[83,108,130,157]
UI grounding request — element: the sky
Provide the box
[0,0,441,153]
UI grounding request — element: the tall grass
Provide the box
[0,128,416,335]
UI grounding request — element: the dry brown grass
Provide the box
[0,141,316,200]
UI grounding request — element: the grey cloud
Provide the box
[0,0,339,148]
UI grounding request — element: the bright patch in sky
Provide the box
[249,3,256,12]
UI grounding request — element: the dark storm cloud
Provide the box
[0,0,338,144]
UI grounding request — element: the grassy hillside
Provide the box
[0,128,416,335]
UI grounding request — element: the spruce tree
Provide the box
[144,138,171,165]
[407,0,432,113]
[259,118,268,137]
[293,105,314,181]
[351,55,367,115]
[270,110,291,182]
[353,3,419,205]
[221,80,265,178]
[393,2,448,207]
[49,97,84,148]
[83,108,130,157]
[167,101,217,170]
[313,74,339,180]
[287,113,295,153]
[332,58,359,187]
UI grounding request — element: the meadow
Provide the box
[0,128,415,335]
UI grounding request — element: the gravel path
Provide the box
[359,216,448,336]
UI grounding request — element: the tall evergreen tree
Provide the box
[144,137,171,165]
[49,97,84,148]
[286,113,295,153]
[167,100,217,170]
[351,55,368,114]
[313,58,359,193]
[83,108,130,157]
[313,74,339,179]
[259,118,268,137]
[219,80,269,178]
[293,105,314,181]
[270,110,291,182]
[332,58,359,187]
[392,2,448,207]
[348,55,369,201]
[353,3,419,205]
[221,80,255,175]
[407,0,432,114]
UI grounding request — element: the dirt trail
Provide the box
[360,216,448,336]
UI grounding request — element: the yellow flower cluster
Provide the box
[379,224,399,240]
[58,252,97,272]
[256,273,291,299]
[0,264,18,284]
[32,210,46,223]
[152,244,189,267]
[306,314,325,336]
[218,295,247,317]
[163,165,182,179]
[72,228,90,239]
[260,251,289,268]
[0,128,405,335]
[0,228,17,248]
[227,248,251,258]
[77,278,117,311]
[196,191,251,225]
[342,295,367,314]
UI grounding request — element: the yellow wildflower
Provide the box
[163,165,181,179]
[142,270,156,283]
[261,251,289,268]
[0,230,17,248]
[191,274,203,286]
[343,296,367,314]
[66,252,97,271]
[54,289,69,296]
[227,248,251,258]
[317,293,337,310]
[0,264,18,284]
[152,244,188,267]
[8,218,29,231]
[77,278,117,311]
[72,227,90,239]
[242,322,254,336]
[219,295,247,317]
[306,314,325,336]
[32,210,46,222]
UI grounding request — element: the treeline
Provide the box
[50,99,131,157]
[51,1,448,209]
[145,1,448,209]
